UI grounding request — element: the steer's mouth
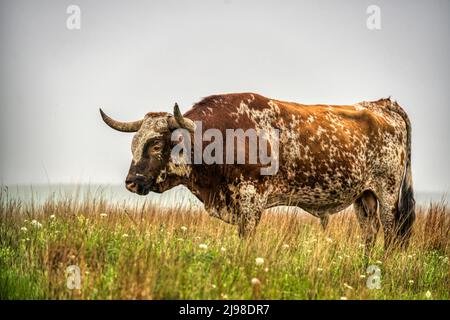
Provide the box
[135,185,151,196]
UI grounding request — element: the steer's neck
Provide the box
[166,161,211,204]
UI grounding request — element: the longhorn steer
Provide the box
[100,93,415,253]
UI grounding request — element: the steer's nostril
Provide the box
[126,181,138,192]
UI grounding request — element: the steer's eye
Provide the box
[144,140,163,157]
[152,144,162,152]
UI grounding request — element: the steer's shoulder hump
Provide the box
[185,93,270,117]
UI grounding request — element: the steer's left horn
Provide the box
[99,108,144,132]
[168,103,196,132]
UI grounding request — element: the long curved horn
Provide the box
[168,103,196,132]
[99,108,144,132]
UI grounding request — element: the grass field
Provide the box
[0,188,448,300]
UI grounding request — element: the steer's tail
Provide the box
[389,100,416,247]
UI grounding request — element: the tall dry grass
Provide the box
[0,187,448,300]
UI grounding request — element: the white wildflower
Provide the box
[50,214,56,219]
[408,280,414,284]
[343,283,354,290]
[425,291,432,299]
[340,296,348,300]
[251,278,261,287]
[255,257,264,266]
[199,243,208,250]
[180,226,188,232]
[31,220,42,228]
[20,227,28,232]
[220,247,226,253]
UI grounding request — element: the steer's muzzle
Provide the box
[125,175,151,195]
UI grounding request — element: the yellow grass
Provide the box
[0,189,448,300]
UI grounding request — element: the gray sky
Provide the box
[0,0,449,193]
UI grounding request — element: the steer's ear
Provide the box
[168,103,196,133]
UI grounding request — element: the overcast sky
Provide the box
[0,0,449,193]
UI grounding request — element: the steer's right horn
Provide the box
[99,109,144,132]
[168,103,196,132]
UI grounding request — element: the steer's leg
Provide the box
[354,190,380,257]
[378,191,400,254]
[238,207,262,238]
[236,182,267,238]
[320,215,329,230]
